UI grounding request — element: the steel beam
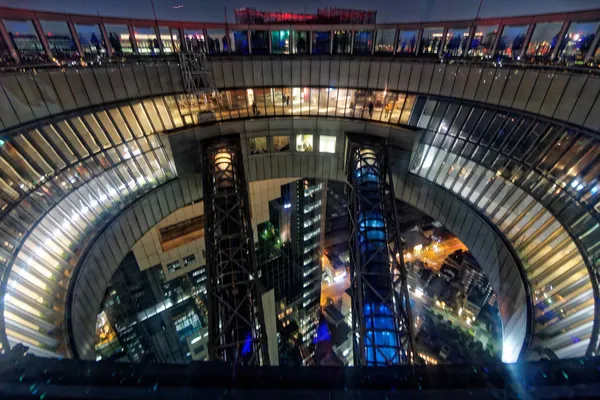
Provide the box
[201,136,268,366]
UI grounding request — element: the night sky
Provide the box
[0,0,598,23]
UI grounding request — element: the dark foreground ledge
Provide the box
[0,354,599,399]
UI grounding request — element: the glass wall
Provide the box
[353,30,373,55]
[3,19,47,63]
[206,29,228,54]
[332,30,351,54]
[296,134,313,152]
[397,29,418,54]
[420,27,444,54]
[271,29,290,54]
[230,31,249,54]
[374,29,395,54]
[293,31,309,54]
[496,25,528,59]
[104,24,133,55]
[558,21,600,63]
[0,27,12,64]
[273,136,290,152]
[526,22,562,59]
[443,28,469,57]
[319,135,336,153]
[39,20,78,62]
[468,25,498,57]
[251,30,269,54]
[133,26,159,55]
[183,29,205,52]
[158,26,175,54]
[312,31,331,54]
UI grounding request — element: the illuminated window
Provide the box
[271,29,290,54]
[397,29,418,54]
[183,29,205,52]
[183,254,196,267]
[133,26,159,55]
[292,31,309,54]
[312,32,331,54]
[249,137,267,154]
[319,135,337,153]
[39,20,78,61]
[207,29,228,54]
[375,29,395,54]
[420,27,444,54]
[558,21,600,62]
[273,136,290,152]
[3,19,47,63]
[526,22,562,58]
[104,24,133,55]
[468,25,498,57]
[443,28,469,57]
[496,25,528,59]
[74,24,106,57]
[167,260,181,272]
[296,135,313,152]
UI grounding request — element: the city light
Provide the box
[414,288,424,299]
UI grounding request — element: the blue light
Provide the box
[241,332,252,356]
[284,203,291,209]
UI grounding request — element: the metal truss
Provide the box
[347,136,415,366]
[201,136,268,366]
[179,51,215,94]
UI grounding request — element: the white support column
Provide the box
[490,24,504,58]
[32,15,53,61]
[414,27,423,56]
[99,22,113,57]
[67,18,84,59]
[438,26,449,57]
[128,24,138,54]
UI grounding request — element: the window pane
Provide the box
[526,22,562,59]
[3,19,47,63]
[207,29,228,54]
[230,31,248,54]
[468,25,498,57]
[158,26,175,54]
[296,135,313,152]
[249,137,267,154]
[133,26,159,55]
[39,20,78,62]
[273,136,290,152]
[332,30,351,54]
[251,30,269,54]
[558,21,600,63]
[170,28,181,52]
[319,136,336,153]
[374,29,395,54]
[443,28,469,57]
[183,29,205,52]
[74,24,107,57]
[420,27,444,54]
[105,24,133,55]
[353,31,373,55]
[271,29,290,54]
[397,30,418,54]
[313,32,331,54]
[292,31,309,54]
[497,25,528,59]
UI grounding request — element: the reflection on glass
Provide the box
[3,19,47,63]
[397,29,418,54]
[420,27,444,54]
[296,134,313,152]
[133,26,159,55]
[170,28,181,52]
[75,24,106,56]
[231,31,249,54]
[374,29,395,54]
[159,26,175,53]
[526,22,562,58]
[105,24,133,55]
[496,25,528,59]
[353,30,373,55]
[293,31,309,54]
[468,25,498,57]
[273,136,290,152]
[39,20,78,61]
[184,29,205,52]
[312,31,331,54]
[443,28,469,57]
[558,21,599,62]
[249,137,267,154]
[0,26,13,63]
[271,29,290,54]
[251,30,269,54]
[207,29,228,54]
[332,30,351,54]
